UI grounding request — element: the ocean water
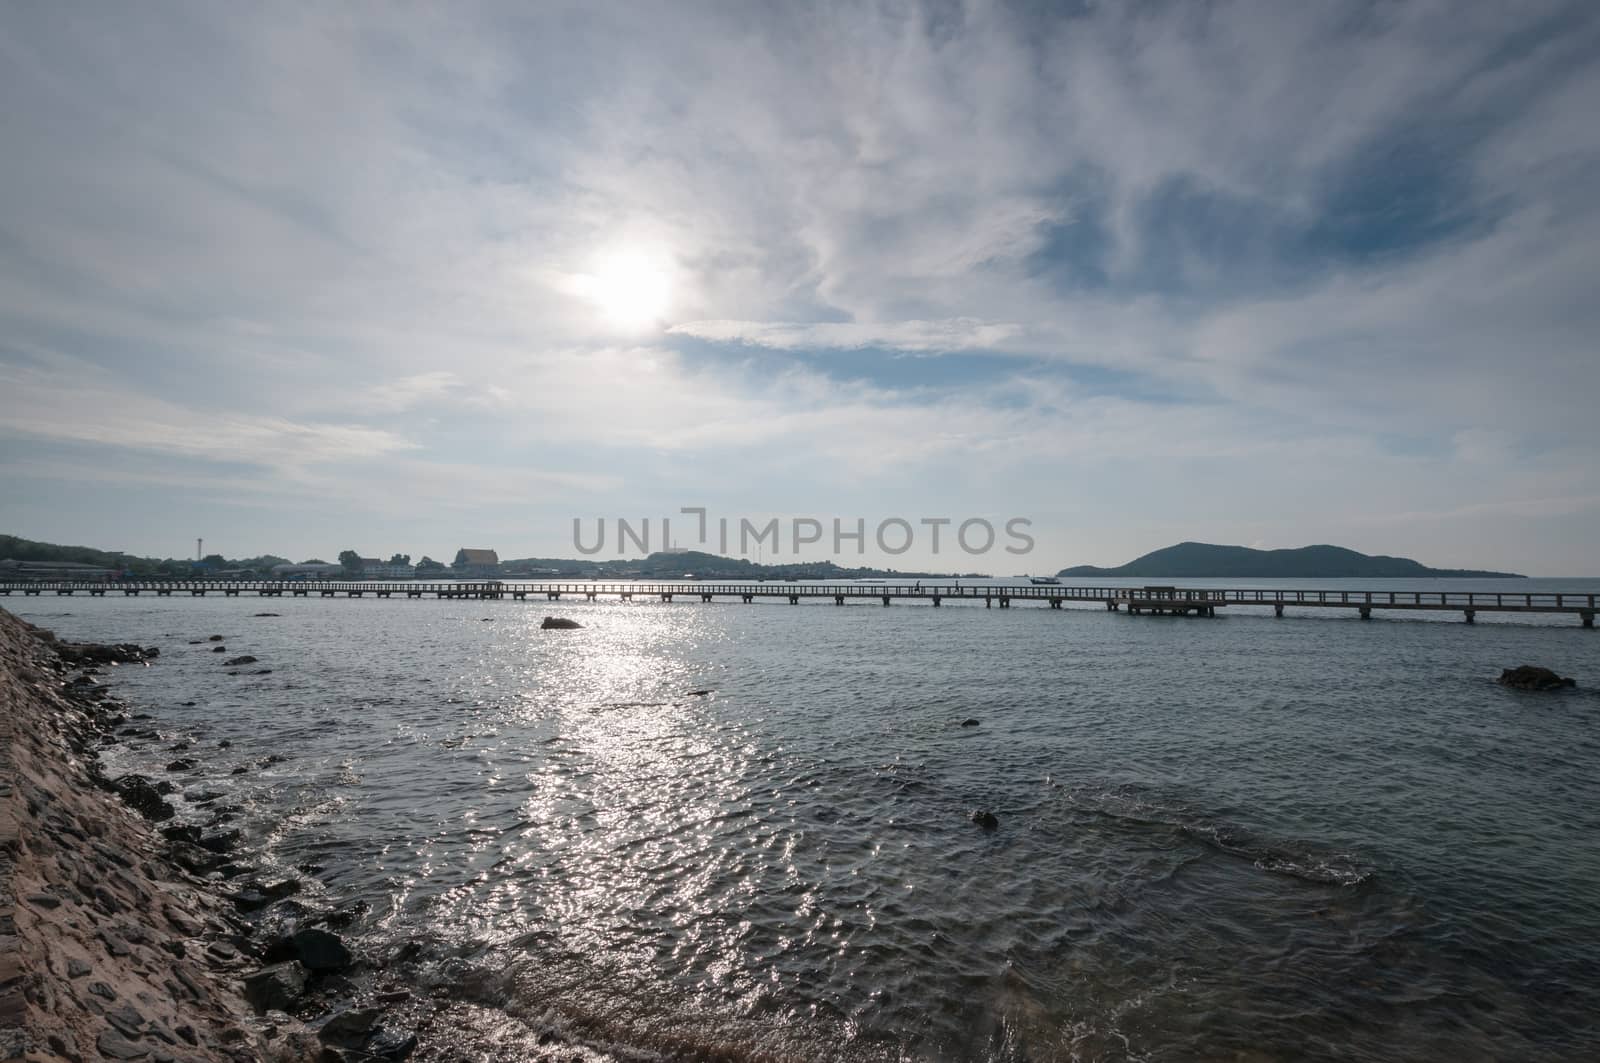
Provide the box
[15,578,1600,1061]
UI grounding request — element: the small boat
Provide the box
[1029,576,1062,586]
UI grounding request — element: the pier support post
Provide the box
[932,596,941,607]
[1274,604,1284,617]
[882,596,891,606]
[701,593,712,603]
[985,597,992,609]
[1463,609,1475,624]
[999,597,1010,608]
[832,595,843,606]
[1582,611,1594,628]
[1359,607,1371,620]
[743,594,754,603]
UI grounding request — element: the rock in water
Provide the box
[112,774,175,822]
[224,654,258,665]
[970,810,1000,831]
[368,1026,420,1060]
[289,927,353,972]
[541,616,582,630]
[1498,665,1577,691]
[960,718,980,727]
[316,1006,383,1045]
[242,962,309,1013]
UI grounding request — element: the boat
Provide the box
[1029,576,1062,585]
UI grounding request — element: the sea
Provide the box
[14,577,1600,1061]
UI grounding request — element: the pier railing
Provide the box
[0,579,1592,625]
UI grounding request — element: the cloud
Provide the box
[667,318,1021,353]
[0,360,415,468]
[1,1,1597,571]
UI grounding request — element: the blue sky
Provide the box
[1,1,1597,574]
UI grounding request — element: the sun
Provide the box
[573,249,672,331]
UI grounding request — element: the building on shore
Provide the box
[0,559,123,580]
[269,562,345,580]
[453,548,500,577]
[362,561,416,579]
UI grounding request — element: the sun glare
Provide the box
[574,250,672,331]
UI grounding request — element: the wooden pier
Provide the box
[0,580,1593,627]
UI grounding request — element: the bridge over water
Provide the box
[2,580,1594,627]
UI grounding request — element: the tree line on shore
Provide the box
[1,535,987,581]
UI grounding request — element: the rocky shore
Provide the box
[0,610,418,1062]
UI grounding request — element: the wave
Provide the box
[1061,782,1375,886]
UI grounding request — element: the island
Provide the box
[1057,542,1524,580]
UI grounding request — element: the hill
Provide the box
[1057,542,1524,579]
[502,550,984,580]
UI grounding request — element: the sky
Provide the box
[1,0,1597,575]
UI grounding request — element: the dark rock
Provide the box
[224,655,258,666]
[231,765,249,775]
[165,759,196,772]
[105,1004,145,1036]
[161,825,204,846]
[26,892,62,909]
[254,612,281,617]
[1498,665,1577,691]
[253,669,273,675]
[288,928,353,972]
[56,642,152,666]
[685,689,713,696]
[211,646,227,653]
[95,1030,149,1059]
[67,957,92,978]
[208,635,225,641]
[168,741,191,752]
[260,878,304,902]
[261,754,288,766]
[368,1026,419,1060]
[47,1031,82,1061]
[960,718,980,727]
[199,828,243,854]
[230,890,272,914]
[242,962,309,1014]
[88,981,117,1000]
[113,775,175,822]
[970,809,1000,831]
[316,1006,383,1045]
[540,616,582,629]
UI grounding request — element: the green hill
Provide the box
[1057,542,1523,579]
